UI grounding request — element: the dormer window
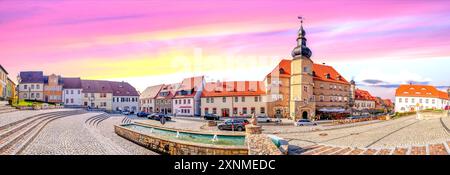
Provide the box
[325,74,331,79]
[312,71,316,76]
[279,68,286,74]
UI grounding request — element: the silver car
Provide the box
[294,119,317,126]
[256,115,272,123]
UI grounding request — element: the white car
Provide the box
[294,119,317,126]
[256,115,272,123]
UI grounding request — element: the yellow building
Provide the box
[0,65,8,100]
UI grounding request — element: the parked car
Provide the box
[122,111,130,115]
[256,115,272,123]
[136,111,149,117]
[204,114,220,120]
[217,119,249,131]
[152,113,172,121]
[147,113,158,119]
[294,119,317,126]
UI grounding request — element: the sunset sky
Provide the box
[1,0,449,99]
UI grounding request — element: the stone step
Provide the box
[0,110,87,155]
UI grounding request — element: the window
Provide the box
[241,97,245,102]
[36,85,40,89]
[187,99,190,104]
[235,97,238,102]
[432,99,435,104]
[211,98,214,103]
[65,90,69,94]
[78,90,81,94]
[426,99,429,104]
[212,108,217,114]
[242,107,247,114]
[405,98,409,103]
[233,108,238,114]
[303,86,308,92]
[320,95,324,102]
[254,96,258,102]
[206,98,210,103]
[31,85,35,89]
[71,90,74,94]
[71,99,74,103]
[320,84,324,89]
[31,93,35,98]
[250,107,255,114]
[183,99,186,104]
[24,85,28,89]
[419,99,422,103]
[260,107,265,114]
[66,99,69,103]
[205,108,209,114]
[222,97,226,103]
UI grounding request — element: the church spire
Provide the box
[292,16,312,59]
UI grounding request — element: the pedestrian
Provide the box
[160,114,166,125]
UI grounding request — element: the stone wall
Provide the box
[115,125,248,155]
[246,134,284,155]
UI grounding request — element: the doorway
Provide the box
[221,108,230,117]
[302,111,308,119]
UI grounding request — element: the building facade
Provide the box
[173,76,205,116]
[6,78,17,101]
[201,81,266,117]
[110,81,139,113]
[18,71,45,101]
[62,77,83,107]
[395,84,449,112]
[354,89,376,111]
[140,84,163,113]
[155,83,179,114]
[43,74,63,103]
[265,60,291,118]
[0,65,8,100]
[81,80,113,111]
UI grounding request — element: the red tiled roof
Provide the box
[395,84,449,100]
[312,64,349,85]
[266,59,291,78]
[81,80,139,96]
[173,76,204,98]
[156,83,179,99]
[62,77,82,89]
[355,89,376,101]
[201,81,265,97]
[265,60,349,85]
[383,99,393,107]
[109,81,139,96]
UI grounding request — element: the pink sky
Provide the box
[1,0,449,99]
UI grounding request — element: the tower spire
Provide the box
[292,16,312,59]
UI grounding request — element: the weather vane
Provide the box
[298,16,304,24]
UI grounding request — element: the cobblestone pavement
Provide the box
[20,112,158,155]
[0,109,74,126]
[285,115,450,155]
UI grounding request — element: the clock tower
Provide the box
[289,17,316,120]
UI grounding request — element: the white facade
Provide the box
[140,98,156,113]
[173,97,195,116]
[19,83,44,101]
[201,96,266,117]
[395,96,449,112]
[62,88,83,106]
[112,96,139,112]
[354,100,376,110]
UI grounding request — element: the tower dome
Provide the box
[292,17,312,59]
